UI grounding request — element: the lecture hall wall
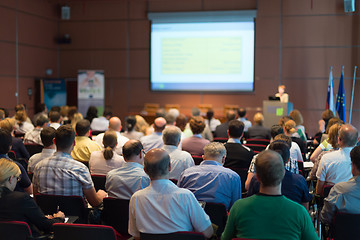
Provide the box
[1,0,360,135]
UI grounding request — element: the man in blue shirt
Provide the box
[178,142,241,210]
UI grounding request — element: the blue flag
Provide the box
[336,71,346,122]
[326,68,335,115]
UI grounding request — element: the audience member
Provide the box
[89,130,125,175]
[289,109,307,142]
[237,108,252,132]
[313,110,335,145]
[221,150,318,240]
[134,115,150,136]
[14,104,32,124]
[178,142,241,210]
[60,105,69,124]
[14,110,34,134]
[316,124,358,194]
[129,148,213,239]
[0,158,64,236]
[162,126,194,181]
[48,110,62,129]
[165,112,177,126]
[94,117,129,155]
[24,115,48,145]
[184,107,213,141]
[85,106,98,124]
[122,116,144,140]
[321,145,360,224]
[223,120,255,169]
[27,127,56,173]
[283,120,306,160]
[90,108,112,132]
[71,120,102,163]
[182,116,210,156]
[175,114,187,132]
[32,103,47,125]
[70,112,83,130]
[33,125,106,207]
[247,112,271,140]
[106,140,150,200]
[204,109,221,133]
[247,140,312,209]
[140,117,166,153]
[214,110,236,138]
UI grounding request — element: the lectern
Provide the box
[263,101,293,128]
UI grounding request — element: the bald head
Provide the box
[109,117,122,132]
[339,124,358,148]
[154,117,166,132]
[144,148,170,180]
[122,139,143,162]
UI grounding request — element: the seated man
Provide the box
[214,110,236,138]
[33,125,106,207]
[178,142,241,210]
[162,126,194,181]
[223,120,255,169]
[129,148,213,239]
[27,127,56,173]
[71,119,102,163]
[316,124,358,195]
[140,117,166,153]
[221,150,318,240]
[247,140,312,209]
[237,108,252,133]
[24,115,48,145]
[48,110,62,129]
[321,145,360,224]
[90,109,112,132]
[106,140,150,199]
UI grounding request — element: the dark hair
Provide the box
[206,109,214,121]
[123,140,143,160]
[268,140,290,165]
[36,115,48,127]
[271,125,284,139]
[49,111,61,123]
[189,116,205,135]
[0,108,9,118]
[103,108,112,118]
[40,127,56,147]
[226,110,236,121]
[325,117,344,134]
[0,128,12,154]
[102,131,117,160]
[85,106,98,123]
[15,104,26,112]
[36,103,46,113]
[75,119,91,136]
[255,150,285,187]
[228,120,244,138]
[144,150,170,178]
[126,116,137,132]
[55,125,75,151]
[237,108,246,118]
[50,106,61,112]
[274,134,292,147]
[165,113,176,125]
[67,106,78,121]
[351,145,360,172]
[175,114,187,131]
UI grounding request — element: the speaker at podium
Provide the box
[263,100,293,129]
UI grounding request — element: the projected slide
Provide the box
[151,22,254,91]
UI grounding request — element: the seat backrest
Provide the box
[35,194,87,223]
[101,198,130,235]
[245,138,270,145]
[24,144,43,157]
[53,223,118,240]
[213,137,228,143]
[204,202,228,236]
[334,212,360,240]
[243,143,267,154]
[91,174,106,191]
[192,155,203,165]
[0,221,32,240]
[140,231,205,240]
[227,167,248,193]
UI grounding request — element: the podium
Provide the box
[263,101,293,129]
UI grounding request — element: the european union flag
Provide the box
[336,71,346,122]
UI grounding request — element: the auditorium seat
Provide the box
[140,231,205,240]
[204,202,227,236]
[333,213,360,240]
[192,155,203,165]
[213,137,228,143]
[244,139,269,154]
[101,198,130,236]
[227,167,248,193]
[24,144,43,157]
[91,174,106,191]
[165,104,180,112]
[0,221,33,240]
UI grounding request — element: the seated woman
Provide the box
[89,130,125,175]
[14,110,34,134]
[122,116,144,140]
[283,120,304,162]
[0,158,64,236]
[289,109,307,142]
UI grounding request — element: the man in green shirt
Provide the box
[221,150,318,240]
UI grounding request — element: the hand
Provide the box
[53,211,65,219]
[97,189,107,200]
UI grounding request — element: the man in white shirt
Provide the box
[237,108,252,133]
[162,126,194,181]
[48,111,61,130]
[140,117,166,153]
[90,109,112,132]
[94,117,129,155]
[28,126,56,173]
[129,148,213,239]
[316,124,359,194]
[24,115,48,145]
[106,140,150,199]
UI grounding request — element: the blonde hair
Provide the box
[284,120,297,134]
[71,113,83,130]
[328,123,342,149]
[289,109,303,126]
[135,115,149,135]
[0,158,20,184]
[15,110,27,125]
[0,118,14,133]
[253,112,264,125]
[103,130,117,160]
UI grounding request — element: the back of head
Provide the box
[123,140,143,161]
[165,113,176,125]
[350,145,360,173]
[328,123,342,148]
[163,126,181,146]
[135,115,149,134]
[0,158,20,185]
[125,116,137,132]
[278,116,291,127]
[325,117,344,134]
[67,106,78,120]
[204,142,226,162]
[284,120,296,134]
[237,108,246,118]
[15,104,25,112]
[191,107,201,117]
[0,128,12,154]
[103,130,117,160]
[154,117,166,132]
[271,124,284,139]
[75,119,90,136]
[50,106,61,113]
[206,109,214,121]
[254,112,264,125]
[289,109,303,126]
[155,108,166,118]
[60,106,69,117]
[49,111,61,123]
[175,114,187,131]
[168,108,180,119]
[0,119,14,133]
[274,134,292,147]
[322,109,335,122]
[40,127,56,148]
[255,150,285,187]
[339,124,359,148]
[109,117,122,131]
[55,125,75,151]
[268,140,290,165]
[103,108,113,118]
[226,110,236,121]
[15,110,27,123]
[0,108,9,118]
[144,148,170,179]
[189,116,205,134]
[228,120,244,138]
[86,106,98,120]
[36,114,49,127]
[36,103,46,113]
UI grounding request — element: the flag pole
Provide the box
[349,66,357,124]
